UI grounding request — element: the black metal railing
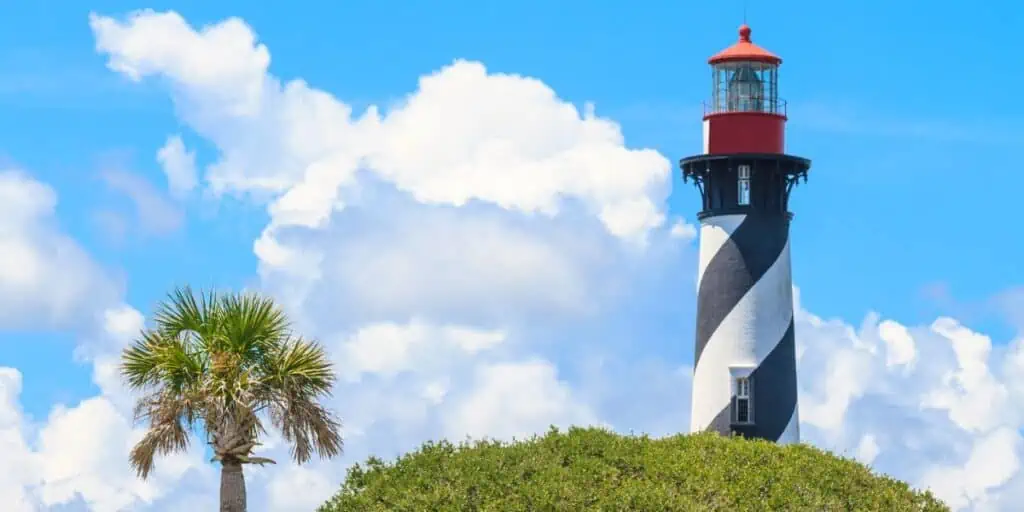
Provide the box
[703,97,787,116]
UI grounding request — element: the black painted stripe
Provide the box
[748,319,798,441]
[694,214,790,367]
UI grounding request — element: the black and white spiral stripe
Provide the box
[690,212,800,443]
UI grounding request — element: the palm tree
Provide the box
[120,286,343,512]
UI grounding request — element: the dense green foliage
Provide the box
[319,427,947,512]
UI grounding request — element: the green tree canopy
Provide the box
[319,427,946,512]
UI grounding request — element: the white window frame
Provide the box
[735,376,752,424]
[737,165,751,206]
[736,377,750,398]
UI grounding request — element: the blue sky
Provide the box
[0,1,1023,511]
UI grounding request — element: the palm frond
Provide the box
[257,336,342,463]
[128,393,193,479]
[218,291,291,360]
[121,330,166,390]
[269,398,344,464]
[152,286,221,343]
[133,388,204,427]
[260,337,336,394]
[121,329,207,392]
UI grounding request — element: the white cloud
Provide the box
[336,320,507,382]
[157,135,198,197]
[0,369,40,512]
[919,428,1021,511]
[266,466,335,512]
[36,397,157,511]
[445,325,505,354]
[855,433,880,465]
[794,295,1024,510]
[923,318,1010,433]
[322,318,598,446]
[103,304,145,338]
[29,389,208,512]
[795,310,877,435]
[366,63,669,240]
[444,360,601,441]
[89,9,671,244]
[0,170,117,328]
[265,203,615,325]
[669,218,698,241]
[878,319,916,368]
[89,10,270,117]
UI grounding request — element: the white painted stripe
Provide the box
[778,407,800,444]
[696,214,746,289]
[690,238,795,434]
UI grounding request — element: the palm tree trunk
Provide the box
[220,461,247,512]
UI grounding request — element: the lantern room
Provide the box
[681,23,809,221]
[702,24,786,155]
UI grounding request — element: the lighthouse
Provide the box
[681,24,809,443]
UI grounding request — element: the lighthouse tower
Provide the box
[681,24,810,443]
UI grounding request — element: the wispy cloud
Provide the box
[992,287,1024,336]
[98,168,183,238]
[0,48,160,109]
[917,281,1024,338]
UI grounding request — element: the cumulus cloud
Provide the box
[336,320,507,382]
[37,397,160,510]
[795,290,1024,510]
[256,199,634,328]
[89,9,671,245]
[445,360,601,441]
[0,303,210,512]
[919,428,1020,511]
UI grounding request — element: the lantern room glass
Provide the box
[710,61,780,114]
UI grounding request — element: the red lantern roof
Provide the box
[708,24,782,65]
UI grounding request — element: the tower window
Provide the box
[737,165,751,206]
[735,377,752,424]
